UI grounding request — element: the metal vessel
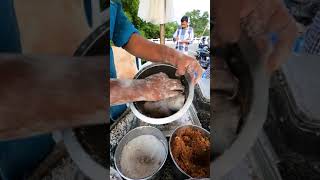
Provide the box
[169,124,210,179]
[114,126,168,180]
[129,63,194,125]
[212,35,270,179]
[62,20,108,180]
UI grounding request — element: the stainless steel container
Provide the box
[129,63,194,125]
[169,124,210,179]
[114,126,168,180]
[62,20,108,180]
[212,35,269,179]
[110,167,123,180]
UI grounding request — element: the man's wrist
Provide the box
[131,79,149,101]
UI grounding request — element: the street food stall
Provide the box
[108,1,211,179]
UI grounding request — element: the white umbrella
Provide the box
[138,0,175,44]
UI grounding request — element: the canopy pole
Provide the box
[160,24,165,44]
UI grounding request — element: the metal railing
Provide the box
[148,37,203,44]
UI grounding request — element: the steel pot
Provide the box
[212,34,270,179]
[110,166,123,180]
[169,125,210,179]
[62,19,108,180]
[129,63,194,125]
[114,126,168,180]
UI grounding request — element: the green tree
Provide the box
[120,0,140,28]
[165,22,179,38]
[119,0,209,38]
[121,0,180,39]
[120,0,160,39]
[185,10,209,37]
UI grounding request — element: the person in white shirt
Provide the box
[173,16,194,54]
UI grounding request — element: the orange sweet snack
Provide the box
[171,127,210,178]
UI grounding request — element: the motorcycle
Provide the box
[195,37,210,69]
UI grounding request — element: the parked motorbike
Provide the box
[196,37,210,69]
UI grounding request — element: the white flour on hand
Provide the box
[120,135,166,179]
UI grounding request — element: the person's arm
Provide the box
[240,0,298,73]
[215,0,298,73]
[110,72,184,106]
[180,39,190,44]
[179,28,194,44]
[110,79,147,105]
[0,54,105,140]
[112,2,202,84]
[124,33,175,64]
[123,33,203,84]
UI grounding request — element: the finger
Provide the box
[187,66,197,85]
[146,72,168,81]
[192,70,202,85]
[192,71,199,85]
[169,79,184,91]
[166,91,181,99]
[267,44,290,73]
[197,65,204,81]
[265,2,292,34]
[189,64,203,85]
[160,72,168,77]
[195,68,203,84]
[155,72,168,78]
[266,19,298,73]
[175,64,187,77]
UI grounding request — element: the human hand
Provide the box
[214,0,298,73]
[181,40,189,44]
[241,0,298,73]
[123,34,203,85]
[142,72,184,101]
[172,53,204,85]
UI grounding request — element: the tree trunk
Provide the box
[160,24,165,45]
